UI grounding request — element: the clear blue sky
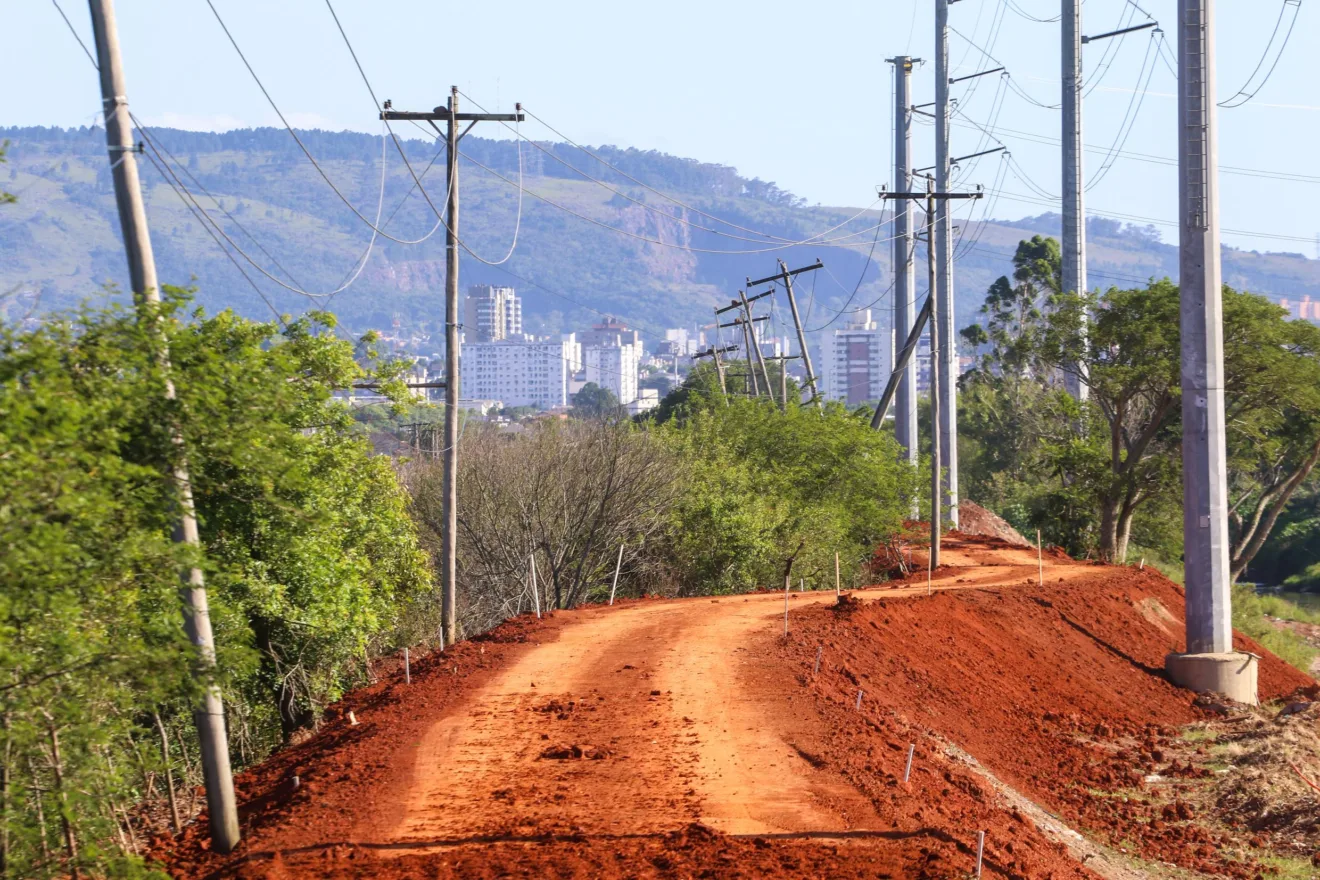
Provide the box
[5,0,1316,254]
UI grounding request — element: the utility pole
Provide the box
[889,56,920,464]
[926,188,942,570]
[383,90,523,648]
[1165,0,1257,702]
[747,260,824,408]
[739,291,775,402]
[870,185,982,431]
[934,0,959,528]
[1061,0,1088,401]
[87,0,239,852]
[872,185,981,560]
[716,292,773,399]
[693,343,735,400]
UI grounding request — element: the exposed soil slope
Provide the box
[159,535,1312,880]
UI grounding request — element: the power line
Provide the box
[1085,30,1158,191]
[1219,0,1303,108]
[458,146,897,255]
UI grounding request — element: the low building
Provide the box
[823,309,889,406]
[460,339,571,409]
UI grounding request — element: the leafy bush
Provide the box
[0,292,430,874]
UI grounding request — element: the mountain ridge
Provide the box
[4,124,1319,348]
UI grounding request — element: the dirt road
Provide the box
[364,536,1091,849]
[165,534,1310,879]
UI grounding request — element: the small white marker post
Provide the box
[800,577,805,593]
[1139,557,1146,570]
[903,743,915,784]
[608,543,624,606]
[927,543,934,596]
[348,710,358,726]
[975,831,986,879]
[835,552,841,597]
[783,576,791,636]
[530,554,542,619]
[814,645,823,675]
[404,647,411,684]
[855,689,864,710]
[1037,529,1044,586]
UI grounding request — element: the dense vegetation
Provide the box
[406,364,919,635]
[0,293,430,876]
[958,235,1320,583]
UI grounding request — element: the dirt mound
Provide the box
[776,565,1312,879]
[958,501,1031,547]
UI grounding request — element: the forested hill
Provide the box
[4,124,1320,347]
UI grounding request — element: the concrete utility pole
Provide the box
[934,0,960,528]
[383,90,523,648]
[889,56,919,464]
[87,0,239,852]
[747,260,824,408]
[1165,0,1258,702]
[738,291,775,402]
[926,187,942,569]
[1061,0,1089,401]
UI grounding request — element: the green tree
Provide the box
[0,292,430,874]
[657,396,917,593]
[570,382,620,419]
[0,140,14,205]
[965,242,1320,572]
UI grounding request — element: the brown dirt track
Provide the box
[160,535,1313,880]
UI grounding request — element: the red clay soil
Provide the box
[156,539,1312,880]
[773,565,1313,879]
[958,501,1032,547]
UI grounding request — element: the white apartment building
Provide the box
[823,309,890,406]
[464,285,523,341]
[461,339,571,409]
[580,319,642,404]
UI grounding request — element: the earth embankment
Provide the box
[160,535,1313,880]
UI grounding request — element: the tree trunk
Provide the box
[1,712,9,877]
[1098,498,1121,562]
[154,712,183,834]
[44,723,77,879]
[1230,436,1320,582]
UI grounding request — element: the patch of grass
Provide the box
[1232,584,1318,674]
[1255,592,1320,626]
[1181,726,1217,744]
[1258,854,1316,880]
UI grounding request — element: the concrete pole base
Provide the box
[1165,652,1259,706]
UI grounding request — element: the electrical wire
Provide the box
[516,103,857,246]
[1219,0,1303,108]
[459,90,853,248]
[1005,0,1059,24]
[1083,3,1138,99]
[458,145,898,255]
[948,24,1061,111]
[1086,30,1158,191]
[139,147,287,324]
[138,118,387,298]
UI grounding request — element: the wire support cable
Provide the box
[513,101,864,246]
[1005,0,1060,23]
[457,91,853,248]
[948,24,1060,110]
[1086,30,1158,191]
[1219,0,1303,108]
[458,146,897,255]
[139,119,388,299]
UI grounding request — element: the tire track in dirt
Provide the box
[378,536,1097,851]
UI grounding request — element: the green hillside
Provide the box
[4,124,1319,348]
